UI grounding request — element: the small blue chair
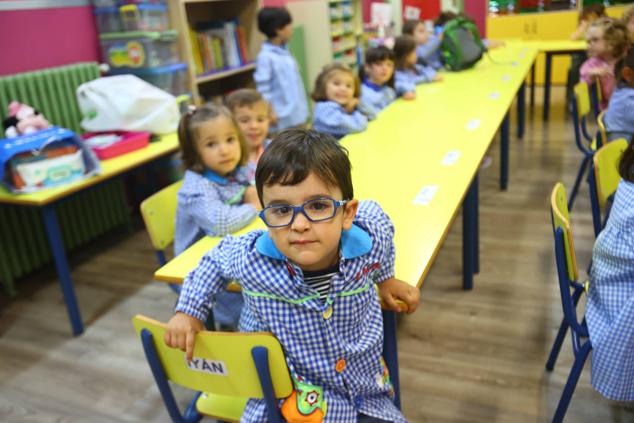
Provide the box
[547,183,592,423]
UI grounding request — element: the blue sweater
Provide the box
[312,101,369,139]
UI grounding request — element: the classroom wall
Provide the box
[0,5,100,76]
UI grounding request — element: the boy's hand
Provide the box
[243,186,262,211]
[433,74,444,82]
[402,91,416,100]
[164,312,204,362]
[378,278,420,314]
[345,98,359,113]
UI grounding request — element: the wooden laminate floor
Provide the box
[1,87,633,423]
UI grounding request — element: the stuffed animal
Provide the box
[2,101,50,138]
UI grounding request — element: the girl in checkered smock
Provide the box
[392,35,442,100]
[174,104,261,328]
[312,63,373,140]
[586,136,634,400]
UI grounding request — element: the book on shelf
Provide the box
[189,19,249,77]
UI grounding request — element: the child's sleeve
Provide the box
[313,102,368,135]
[414,64,437,83]
[354,201,396,283]
[579,59,594,84]
[416,36,442,60]
[359,88,381,117]
[394,72,416,96]
[183,180,257,237]
[175,234,245,321]
[254,54,274,101]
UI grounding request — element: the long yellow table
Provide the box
[0,134,179,335]
[155,43,538,290]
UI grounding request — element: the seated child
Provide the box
[225,89,272,182]
[402,19,443,70]
[254,7,308,131]
[585,135,634,401]
[312,63,371,140]
[165,129,420,422]
[174,104,261,327]
[359,46,397,117]
[580,17,629,110]
[393,35,442,99]
[571,4,606,41]
[604,48,634,142]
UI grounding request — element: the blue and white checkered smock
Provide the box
[174,168,257,326]
[312,101,369,140]
[586,178,634,400]
[360,81,396,118]
[176,201,407,422]
[394,64,437,96]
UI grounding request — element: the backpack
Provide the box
[440,18,487,71]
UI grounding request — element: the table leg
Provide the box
[474,174,479,275]
[543,52,553,121]
[517,81,526,139]
[530,63,535,110]
[462,179,477,290]
[500,112,510,191]
[42,204,84,336]
[382,309,401,409]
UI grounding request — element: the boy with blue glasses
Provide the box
[165,129,419,422]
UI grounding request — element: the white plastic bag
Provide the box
[77,75,179,134]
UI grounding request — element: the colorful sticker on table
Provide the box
[442,150,461,166]
[489,91,500,100]
[465,119,481,131]
[413,185,438,206]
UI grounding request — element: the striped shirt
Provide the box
[303,263,338,302]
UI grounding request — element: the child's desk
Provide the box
[0,134,179,335]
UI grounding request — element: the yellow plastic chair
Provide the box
[132,314,292,423]
[140,180,183,267]
[588,138,627,236]
[596,110,607,148]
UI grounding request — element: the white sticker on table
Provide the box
[502,74,511,81]
[465,119,481,131]
[519,52,526,59]
[489,91,500,100]
[442,150,461,166]
[413,185,438,206]
[511,61,519,67]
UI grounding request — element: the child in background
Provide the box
[312,63,370,140]
[225,89,272,182]
[604,48,634,142]
[623,5,634,44]
[402,19,443,70]
[585,135,634,401]
[571,4,606,41]
[393,35,442,99]
[580,17,629,110]
[254,7,308,132]
[165,129,420,422]
[174,104,261,328]
[360,46,397,116]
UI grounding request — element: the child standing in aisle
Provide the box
[225,89,272,182]
[402,19,443,70]
[174,104,261,328]
[393,35,442,99]
[360,46,397,116]
[312,63,371,140]
[580,17,629,110]
[254,7,308,132]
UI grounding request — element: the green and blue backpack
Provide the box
[441,18,487,71]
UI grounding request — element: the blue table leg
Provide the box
[543,52,553,121]
[517,81,526,139]
[382,309,401,409]
[474,174,479,275]
[42,204,84,336]
[500,112,510,191]
[462,179,477,290]
[530,63,535,110]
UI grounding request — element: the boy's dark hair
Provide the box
[435,10,457,27]
[255,129,353,205]
[257,7,292,39]
[393,35,417,69]
[225,88,270,113]
[620,135,634,182]
[312,63,360,102]
[581,4,606,21]
[359,46,396,88]
[402,19,422,36]
[178,103,248,173]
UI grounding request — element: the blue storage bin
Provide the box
[109,63,188,95]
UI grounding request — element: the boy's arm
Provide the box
[414,64,438,83]
[254,54,274,103]
[416,36,443,60]
[314,102,368,134]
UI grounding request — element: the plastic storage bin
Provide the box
[120,4,169,32]
[81,131,150,160]
[94,7,123,33]
[108,63,188,95]
[99,30,178,69]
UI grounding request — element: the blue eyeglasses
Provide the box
[259,197,349,228]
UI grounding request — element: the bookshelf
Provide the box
[287,0,363,91]
[168,0,263,104]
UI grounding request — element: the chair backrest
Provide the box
[596,110,608,148]
[573,82,591,120]
[593,138,627,209]
[140,180,183,252]
[550,183,579,282]
[132,314,293,398]
[0,62,100,136]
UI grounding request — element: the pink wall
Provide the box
[0,6,100,76]
[464,0,487,36]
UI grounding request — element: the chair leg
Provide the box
[568,156,591,211]
[552,341,592,423]
[546,318,569,371]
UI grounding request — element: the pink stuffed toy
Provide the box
[3,101,50,138]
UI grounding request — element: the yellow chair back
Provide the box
[550,183,579,282]
[593,138,627,209]
[596,110,608,147]
[573,82,591,119]
[140,181,183,251]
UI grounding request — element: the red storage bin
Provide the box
[81,131,150,160]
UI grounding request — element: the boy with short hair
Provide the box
[254,7,308,132]
[165,129,419,422]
